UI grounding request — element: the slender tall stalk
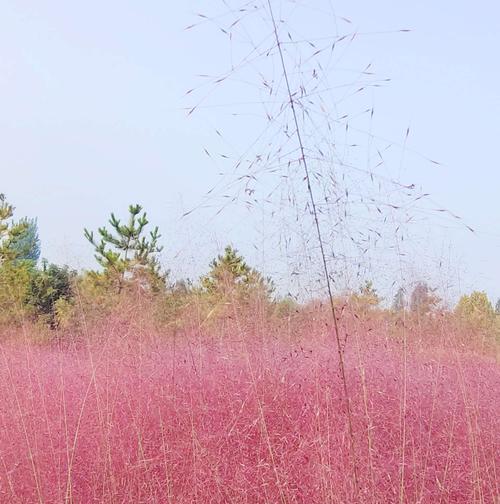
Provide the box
[265,0,359,495]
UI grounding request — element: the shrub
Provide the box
[455,291,497,337]
[410,281,440,317]
[0,260,33,326]
[348,280,382,314]
[27,260,76,327]
[200,245,273,303]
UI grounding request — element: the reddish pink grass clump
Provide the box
[0,327,498,503]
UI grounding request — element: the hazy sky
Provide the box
[1,1,499,302]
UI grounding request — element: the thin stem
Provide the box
[266,0,359,496]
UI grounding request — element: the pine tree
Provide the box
[84,204,165,291]
[7,218,40,263]
[409,281,439,316]
[350,280,381,312]
[455,291,496,333]
[27,260,75,326]
[359,280,381,306]
[0,194,32,263]
[392,287,406,311]
[201,245,273,299]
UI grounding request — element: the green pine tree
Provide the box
[7,218,41,263]
[392,287,406,311]
[409,281,439,316]
[84,204,165,292]
[0,194,32,263]
[0,194,39,325]
[455,291,495,330]
[201,245,273,300]
[27,260,76,327]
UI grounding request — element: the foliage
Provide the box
[154,279,195,329]
[0,194,32,263]
[349,280,381,312]
[455,291,496,332]
[200,245,273,301]
[273,296,300,318]
[0,196,44,325]
[84,204,165,292]
[0,259,34,325]
[27,260,76,326]
[70,271,121,325]
[392,287,406,311]
[0,193,17,244]
[409,281,440,316]
[7,218,41,263]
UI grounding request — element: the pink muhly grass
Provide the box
[0,325,498,503]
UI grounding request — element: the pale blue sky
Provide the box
[1,1,499,303]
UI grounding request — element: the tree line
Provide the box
[0,195,274,329]
[1,193,499,335]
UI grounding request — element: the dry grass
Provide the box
[0,310,498,503]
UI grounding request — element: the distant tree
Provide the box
[0,193,16,244]
[350,280,381,312]
[392,287,406,311]
[455,291,495,330]
[495,298,500,315]
[27,260,76,326]
[7,218,41,263]
[170,278,193,296]
[84,204,165,292]
[274,295,300,317]
[201,245,273,300]
[0,260,34,325]
[409,282,439,316]
[0,194,32,263]
[0,195,39,325]
[360,281,380,301]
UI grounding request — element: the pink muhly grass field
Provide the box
[0,326,498,503]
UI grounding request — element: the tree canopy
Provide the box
[84,204,165,291]
[201,245,273,300]
[455,291,495,330]
[0,194,39,263]
[409,282,439,316]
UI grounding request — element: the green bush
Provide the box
[0,260,34,326]
[200,245,273,302]
[27,261,76,327]
[455,291,496,334]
